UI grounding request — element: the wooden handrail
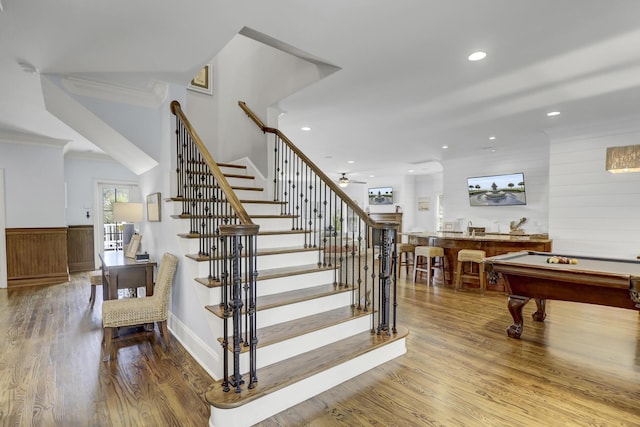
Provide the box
[238,101,396,231]
[171,101,255,227]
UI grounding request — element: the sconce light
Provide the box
[606,144,640,173]
[113,202,143,246]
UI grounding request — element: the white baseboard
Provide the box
[168,311,222,380]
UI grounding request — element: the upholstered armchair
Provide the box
[102,252,178,360]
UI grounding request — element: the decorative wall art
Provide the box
[188,64,213,95]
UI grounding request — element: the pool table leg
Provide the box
[507,295,529,338]
[532,298,547,322]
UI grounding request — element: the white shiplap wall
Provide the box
[442,140,550,234]
[550,128,640,259]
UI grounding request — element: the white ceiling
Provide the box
[3,1,640,179]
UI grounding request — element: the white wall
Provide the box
[549,125,640,258]
[413,173,444,232]
[187,34,328,176]
[64,155,139,225]
[0,141,66,228]
[442,139,550,234]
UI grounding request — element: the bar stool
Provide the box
[455,249,486,293]
[413,246,445,286]
[398,243,416,275]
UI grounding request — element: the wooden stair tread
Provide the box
[171,213,296,219]
[205,282,352,318]
[223,173,255,180]
[257,229,311,236]
[217,163,247,169]
[194,264,336,288]
[188,184,264,191]
[185,246,321,262]
[177,229,310,239]
[219,305,374,352]
[168,197,286,205]
[205,326,409,409]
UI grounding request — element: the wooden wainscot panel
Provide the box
[6,227,70,287]
[67,225,95,273]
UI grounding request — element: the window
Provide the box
[101,185,136,251]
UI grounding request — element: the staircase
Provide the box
[169,101,408,426]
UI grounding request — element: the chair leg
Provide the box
[103,327,114,362]
[479,263,486,294]
[412,253,419,282]
[426,256,432,287]
[455,261,463,290]
[158,321,170,347]
[89,285,96,309]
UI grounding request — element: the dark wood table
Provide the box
[485,251,640,338]
[99,251,157,301]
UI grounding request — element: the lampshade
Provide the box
[606,144,640,173]
[113,202,144,222]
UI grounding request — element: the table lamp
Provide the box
[113,202,143,247]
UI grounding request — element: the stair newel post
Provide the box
[294,156,301,231]
[247,232,259,389]
[230,232,244,393]
[220,233,230,392]
[273,134,280,205]
[174,117,184,201]
[376,224,396,336]
[221,224,259,393]
[312,173,319,250]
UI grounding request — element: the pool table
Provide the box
[484,251,640,338]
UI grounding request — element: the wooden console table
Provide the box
[99,251,157,301]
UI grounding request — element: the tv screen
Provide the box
[467,173,526,206]
[368,187,393,205]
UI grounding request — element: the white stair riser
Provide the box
[236,315,372,372]
[253,217,296,231]
[205,270,337,306]
[257,233,308,248]
[256,251,320,270]
[224,176,256,187]
[209,338,407,427]
[218,166,248,176]
[234,189,265,200]
[248,292,353,329]
[191,251,319,277]
[242,203,283,216]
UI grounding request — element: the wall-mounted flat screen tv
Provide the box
[467,173,526,206]
[368,186,393,205]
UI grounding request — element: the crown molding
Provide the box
[61,76,168,108]
[0,130,69,149]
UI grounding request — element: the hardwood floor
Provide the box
[0,273,212,426]
[2,271,640,426]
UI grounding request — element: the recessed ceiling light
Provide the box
[468,51,487,61]
[489,136,496,140]
[408,169,415,173]
[442,145,449,149]
[347,160,355,164]
[547,111,561,117]
[369,175,375,178]
[301,126,311,131]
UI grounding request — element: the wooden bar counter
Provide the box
[406,231,552,291]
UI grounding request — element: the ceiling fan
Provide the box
[337,172,366,188]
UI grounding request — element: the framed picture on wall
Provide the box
[187,64,213,95]
[418,197,430,211]
[146,192,161,222]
